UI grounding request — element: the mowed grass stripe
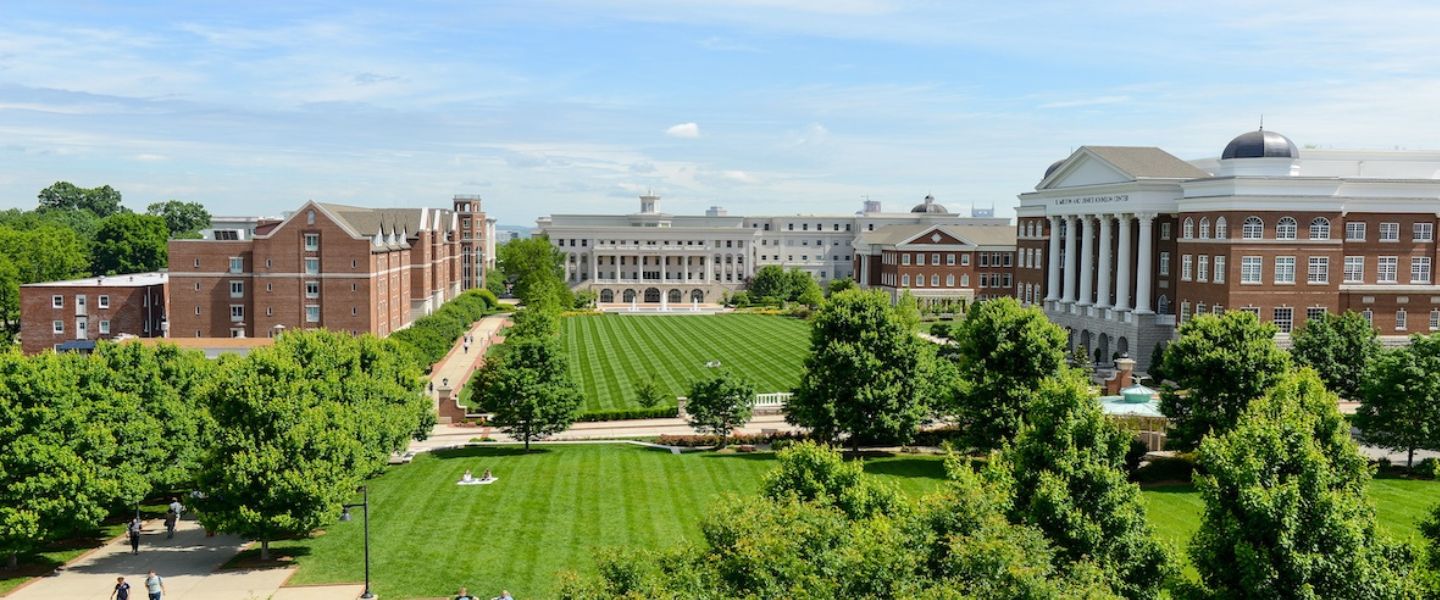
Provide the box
[561,314,810,410]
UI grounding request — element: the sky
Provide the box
[3,1,1440,227]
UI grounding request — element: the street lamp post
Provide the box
[340,485,375,599]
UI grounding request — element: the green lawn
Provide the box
[559,314,811,412]
[278,444,947,599]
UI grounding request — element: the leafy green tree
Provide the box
[1355,335,1440,468]
[785,269,822,305]
[633,375,665,408]
[1190,369,1422,598]
[1423,506,1440,593]
[0,256,19,346]
[507,306,560,339]
[997,374,1172,598]
[145,200,211,238]
[88,342,215,491]
[827,276,857,295]
[37,181,126,217]
[1291,310,1381,399]
[761,441,901,519]
[748,265,791,304]
[789,289,932,450]
[92,213,170,275]
[497,236,571,310]
[797,280,825,308]
[0,352,123,569]
[484,268,508,297]
[683,369,755,446]
[1158,311,1291,450]
[948,297,1069,451]
[0,225,90,283]
[470,336,582,451]
[1145,343,1167,383]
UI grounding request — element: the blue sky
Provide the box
[3,1,1440,226]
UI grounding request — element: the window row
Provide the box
[51,320,114,334]
[1183,216,1436,242]
[50,295,113,309]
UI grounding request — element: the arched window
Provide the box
[1183,218,1195,239]
[946,274,955,287]
[915,274,925,287]
[1276,217,1297,240]
[960,274,970,288]
[901,274,910,287]
[1157,294,1171,315]
[1242,216,1264,240]
[931,274,940,287]
[1199,217,1211,239]
[1215,217,1229,239]
[1309,217,1331,240]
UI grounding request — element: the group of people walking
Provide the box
[114,498,185,599]
[109,571,165,600]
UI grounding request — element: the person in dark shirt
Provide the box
[110,576,131,600]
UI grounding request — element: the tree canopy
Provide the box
[788,289,933,449]
[497,236,571,310]
[37,181,126,217]
[92,213,170,275]
[1158,311,1290,450]
[748,265,823,306]
[1355,334,1440,468]
[683,369,755,446]
[1189,369,1422,598]
[1290,310,1381,400]
[469,332,582,451]
[146,200,212,238]
[947,297,1069,450]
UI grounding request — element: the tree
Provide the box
[1355,335,1440,468]
[37,181,126,217]
[507,306,560,339]
[146,200,211,238]
[470,336,582,451]
[827,276,857,295]
[785,269,822,307]
[997,374,1172,598]
[1291,310,1381,399]
[633,375,665,409]
[748,265,791,304]
[197,330,431,559]
[789,289,932,450]
[484,268,508,297]
[684,370,755,446]
[1158,311,1290,450]
[0,256,18,346]
[497,236,571,310]
[0,225,89,283]
[948,297,1069,451]
[87,342,215,491]
[761,441,901,519]
[1189,369,1422,598]
[92,213,170,275]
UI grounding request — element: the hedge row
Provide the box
[656,431,809,447]
[389,289,502,370]
[575,406,679,422]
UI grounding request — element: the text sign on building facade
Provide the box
[1054,194,1130,206]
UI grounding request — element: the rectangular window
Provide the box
[915,254,925,266]
[52,295,63,308]
[1274,256,1296,284]
[1003,254,1013,267]
[1378,256,1398,283]
[946,254,955,266]
[1213,256,1225,283]
[304,233,319,251]
[1197,255,1209,282]
[1161,222,1171,240]
[306,305,320,322]
[1241,256,1263,284]
[230,281,244,298]
[1308,257,1329,284]
[1307,307,1327,322]
[305,281,320,298]
[98,295,110,309]
[1182,255,1193,281]
[1363,309,1374,326]
[305,258,320,275]
[1180,301,1191,322]
[1431,309,1440,331]
[1414,222,1435,242]
[99,320,111,334]
[52,320,63,334]
[229,257,243,273]
[266,307,273,316]
[1346,222,1366,241]
[1344,257,1364,283]
[1412,257,1432,283]
[1396,310,1408,330]
[1159,251,1171,276]
[1273,307,1294,333]
[901,253,911,266]
[961,254,971,266]
[932,253,940,265]
[1380,222,1400,241]
[229,305,244,322]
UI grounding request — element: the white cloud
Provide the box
[665,122,700,138]
[722,170,756,183]
[1038,95,1131,109]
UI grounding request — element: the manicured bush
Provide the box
[1415,457,1439,480]
[575,406,679,422]
[1131,455,1196,484]
[655,431,808,447]
[389,290,499,370]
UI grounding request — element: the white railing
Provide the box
[678,391,791,418]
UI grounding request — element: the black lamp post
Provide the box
[340,485,375,599]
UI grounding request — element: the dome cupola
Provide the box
[1221,128,1299,160]
[910,194,949,214]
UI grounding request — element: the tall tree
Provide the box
[0,256,19,346]
[1158,311,1291,450]
[37,181,125,217]
[497,236,571,310]
[1290,310,1381,399]
[789,289,932,450]
[997,374,1172,598]
[827,277,858,296]
[683,369,755,447]
[1355,335,1440,468]
[470,336,582,451]
[92,213,170,275]
[146,200,212,238]
[0,225,89,283]
[1189,369,1422,598]
[948,297,1069,451]
[748,265,792,304]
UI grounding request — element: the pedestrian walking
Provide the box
[109,576,131,600]
[127,517,142,555]
[463,341,470,353]
[144,570,165,600]
[167,496,184,519]
[163,509,177,539]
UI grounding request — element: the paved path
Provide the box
[410,413,799,452]
[428,313,510,417]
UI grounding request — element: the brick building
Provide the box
[167,200,472,339]
[851,219,1018,310]
[1018,129,1440,372]
[19,272,167,354]
[454,195,498,290]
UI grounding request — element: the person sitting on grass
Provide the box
[455,586,476,600]
[461,469,474,483]
[481,469,494,482]
[492,590,513,600]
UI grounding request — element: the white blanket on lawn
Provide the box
[457,477,498,486]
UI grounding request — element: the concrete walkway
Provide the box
[410,413,799,452]
[429,313,510,418]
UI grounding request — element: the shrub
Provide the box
[388,290,498,370]
[1124,437,1150,475]
[575,406,678,422]
[1130,454,1195,484]
[655,431,808,448]
[928,322,951,338]
[1415,457,1439,480]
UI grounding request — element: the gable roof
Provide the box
[1082,146,1210,179]
[856,223,1016,248]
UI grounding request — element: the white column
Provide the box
[1135,214,1155,314]
[1115,215,1133,311]
[590,251,598,282]
[861,255,870,286]
[661,255,667,284]
[1095,215,1113,309]
[1077,215,1095,306]
[706,255,713,282]
[1045,216,1062,301]
[1062,216,1078,303]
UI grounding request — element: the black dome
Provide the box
[1044,159,1065,178]
[911,194,949,214]
[1221,129,1298,159]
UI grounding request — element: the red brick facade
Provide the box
[20,273,167,354]
[853,224,1017,308]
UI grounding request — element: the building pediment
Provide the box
[1039,152,1135,190]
